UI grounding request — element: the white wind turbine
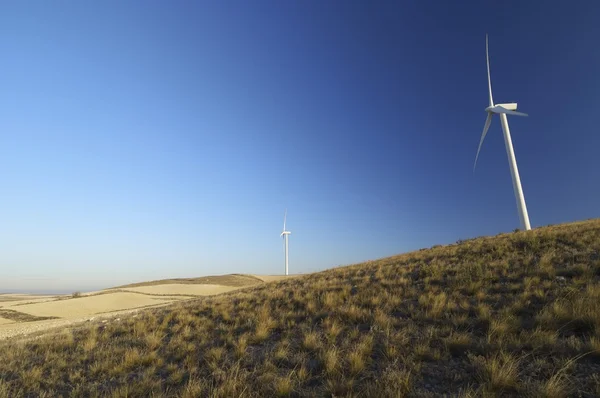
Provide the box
[280,209,291,275]
[474,35,531,231]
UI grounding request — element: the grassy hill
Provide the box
[1,219,599,397]
[113,274,265,289]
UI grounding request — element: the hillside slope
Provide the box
[113,274,267,289]
[1,219,599,397]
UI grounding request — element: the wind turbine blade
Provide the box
[486,34,494,107]
[489,106,528,117]
[283,209,287,231]
[474,113,493,171]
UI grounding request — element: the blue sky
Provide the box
[1,1,598,292]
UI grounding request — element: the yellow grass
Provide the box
[0,219,599,396]
[12,292,185,318]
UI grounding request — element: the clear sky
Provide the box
[1,1,599,292]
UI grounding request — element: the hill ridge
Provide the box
[113,273,265,289]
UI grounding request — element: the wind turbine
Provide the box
[280,209,291,275]
[474,35,531,231]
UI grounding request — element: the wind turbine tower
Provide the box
[280,209,291,275]
[474,35,532,231]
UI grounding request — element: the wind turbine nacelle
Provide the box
[495,103,518,111]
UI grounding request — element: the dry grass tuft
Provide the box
[472,351,521,393]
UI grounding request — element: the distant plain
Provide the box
[0,275,292,340]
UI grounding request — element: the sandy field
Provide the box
[13,292,185,319]
[119,284,241,296]
[0,318,14,326]
[0,307,148,341]
[1,297,61,309]
[0,294,58,303]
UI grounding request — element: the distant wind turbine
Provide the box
[280,209,291,275]
[474,35,532,231]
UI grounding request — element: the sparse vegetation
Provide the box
[0,219,600,396]
[0,309,58,323]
